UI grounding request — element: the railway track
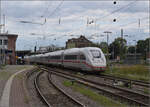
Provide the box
[48,67,149,94]
[99,74,150,88]
[34,71,52,107]
[26,68,47,107]
[34,71,85,107]
[40,67,150,107]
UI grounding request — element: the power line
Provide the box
[41,1,53,18]
[96,0,138,22]
[104,17,148,31]
[118,17,148,28]
[47,0,64,18]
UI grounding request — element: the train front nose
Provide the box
[92,59,106,71]
[89,49,106,71]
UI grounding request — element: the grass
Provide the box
[0,65,34,80]
[24,95,30,104]
[104,65,150,82]
[0,64,6,69]
[143,88,150,94]
[0,71,12,79]
[63,80,127,107]
[16,74,24,80]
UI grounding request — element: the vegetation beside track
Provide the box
[0,65,34,79]
[63,80,126,107]
[104,65,150,82]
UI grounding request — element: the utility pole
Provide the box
[0,1,6,66]
[0,0,1,34]
[133,40,137,64]
[104,31,112,57]
[120,29,123,60]
[3,14,5,33]
[104,31,112,67]
[0,0,1,68]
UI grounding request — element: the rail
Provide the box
[34,71,52,107]
[48,73,86,107]
[40,67,149,107]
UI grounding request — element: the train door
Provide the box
[79,53,86,70]
[61,52,64,65]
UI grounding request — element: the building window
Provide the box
[0,40,2,45]
[4,40,8,45]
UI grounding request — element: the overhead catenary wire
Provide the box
[95,0,138,22]
[104,16,149,32]
[119,17,149,28]
[41,1,53,18]
[47,0,64,18]
[87,0,139,36]
[100,13,148,35]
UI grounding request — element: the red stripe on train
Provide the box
[47,60,106,69]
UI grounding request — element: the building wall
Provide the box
[66,42,75,49]
[0,36,8,49]
[0,36,8,64]
[7,36,17,64]
[66,36,93,49]
[0,34,18,65]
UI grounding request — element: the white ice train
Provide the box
[25,47,106,72]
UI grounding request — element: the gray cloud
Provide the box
[0,1,149,50]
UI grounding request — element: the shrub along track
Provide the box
[80,73,150,95]
[45,66,150,95]
[40,66,150,107]
[96,74,150,95]
[99,74,150,88]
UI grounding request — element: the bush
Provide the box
[104,65,150,81]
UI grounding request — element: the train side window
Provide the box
[56,56,61,59]
[48,56,51,59]
[51,55,61,60]
[80,54,86,60]
[64,55,77,60]
[72,55,77,60]
[45,56,48,60]
[0,40,2,45]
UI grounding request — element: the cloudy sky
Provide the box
[0,0,149,50]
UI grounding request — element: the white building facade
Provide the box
[0,36,8,64]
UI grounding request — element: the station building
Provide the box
[0,33,18,64]
[66,35,93,49]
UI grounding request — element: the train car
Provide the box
[63,47,106,71]
[46,50,64,66]
[25,47,106,72]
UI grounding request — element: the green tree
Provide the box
[136,38,150,59]
[127,46,135,53]
[109,37,127,59]
[145,38,150,53]
[92,42,107,53]
[99,42,108,53]
[136,40,145,54]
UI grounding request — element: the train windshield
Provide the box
[90,50,101,58]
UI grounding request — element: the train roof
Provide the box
[27,47,102,57]
[81,47,100,50]
[64,48,80,54]
[45,50,64,56]
[63,47,101,54]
